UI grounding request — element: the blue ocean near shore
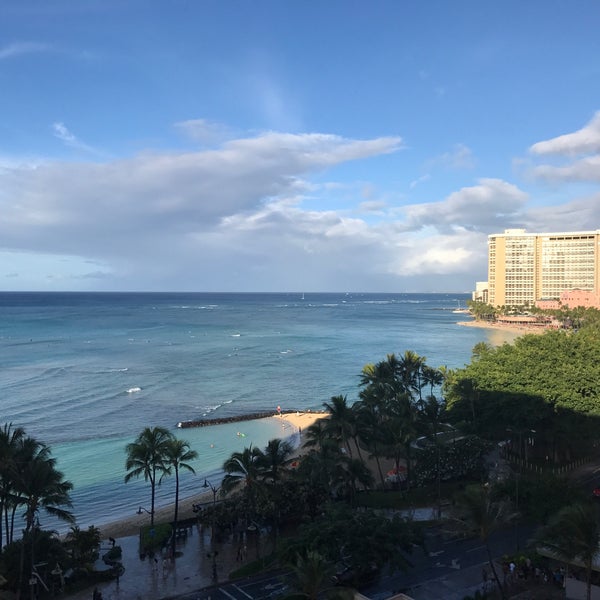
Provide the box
[0,292,512,533]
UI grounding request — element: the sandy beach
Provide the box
[97,411,328,540]
[456,319,547,336]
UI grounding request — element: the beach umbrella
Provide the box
[386,466,407,480]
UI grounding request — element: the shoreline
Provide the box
[457,319,547,335]
[96,411,328,541]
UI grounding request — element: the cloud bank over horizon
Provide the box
[2,117,599,292]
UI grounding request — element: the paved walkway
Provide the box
[68,525,249,600]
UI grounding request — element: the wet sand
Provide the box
[97,411,328,540]
[457,319,547,336]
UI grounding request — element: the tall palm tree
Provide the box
[0,422,26,547]
[422,365,444,400]
[222,445,265,523]
[533,503,600,600]
[398,350,426,403]
[303,419,330,450]
[353,403,386,488]
[454,484,515,600]
[13,438,74,597]
[259,438,294,482]
[322,395,357,458]
[418,395,447,515]
[162,437,197,555]
[382,392,419,490]
[338,457,374,505]
[125,426,174,526]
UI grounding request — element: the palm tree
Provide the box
[338,457,374,505]
[454,484,515,600]
[353,403,386,488]
[381,393,419,490]
[322,395,358,459]
[284,550,350,600]
[13,438,74,596]
[222,445,265,522]
[418,395,447,516]
[260,438,294,482]
[0,422,26,547]
[65,525,102,567]
[533,503,600,600]
[422,365,444,399]
[125,426,174,526]
[398,350,426,403]
[162,437,197,555]
[303,419,330,450]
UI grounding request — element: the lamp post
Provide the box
[136,506,153,517]
[506,428,536,551]
[203,479,221,539]
[206,550,219,581]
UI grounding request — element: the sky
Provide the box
[1,1,600,293]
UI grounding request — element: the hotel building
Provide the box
[486,229,600,307]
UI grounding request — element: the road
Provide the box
[173,570,291,600]
[172,524,535,600]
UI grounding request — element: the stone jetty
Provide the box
[176,409,299,429]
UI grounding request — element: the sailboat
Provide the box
[452,300,470,314]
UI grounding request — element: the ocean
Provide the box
[0,292,514,533]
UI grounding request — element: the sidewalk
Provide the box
[68,525,245,600]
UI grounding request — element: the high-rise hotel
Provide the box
[485,229,600,307]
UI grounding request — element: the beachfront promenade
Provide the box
[68,523,246,600]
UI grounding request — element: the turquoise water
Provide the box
[0,292,511,532]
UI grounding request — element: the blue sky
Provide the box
[1,1,600,292]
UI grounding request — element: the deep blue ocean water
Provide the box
[0,292,516,533]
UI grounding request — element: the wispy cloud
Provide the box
[0,42,50,60]
[174,119,232,145]
[427,143,475,170]
[52,122,97,154]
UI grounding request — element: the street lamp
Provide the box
[203,479,221,539]
[136,506,153,516]
[506,428,536,551]
[206,550,219,581]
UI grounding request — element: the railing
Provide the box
[501,448,593,476]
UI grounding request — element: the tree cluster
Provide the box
[444,329,600,461]
[0,423,74,593]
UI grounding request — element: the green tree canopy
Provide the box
[445,329,600,459]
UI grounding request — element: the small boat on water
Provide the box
[452,300,471,314]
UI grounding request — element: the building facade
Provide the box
[487,229,600,307]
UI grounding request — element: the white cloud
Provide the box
[401,179,528,232]
[0,42,50,60]
[523,194,600,233]
[0,131,408,290]
[530,112,600,156]
[4,125,581,293]
[52,122,97,154]
[427,143,475,170]
[530,155,600,183]
[174,119,232,145]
